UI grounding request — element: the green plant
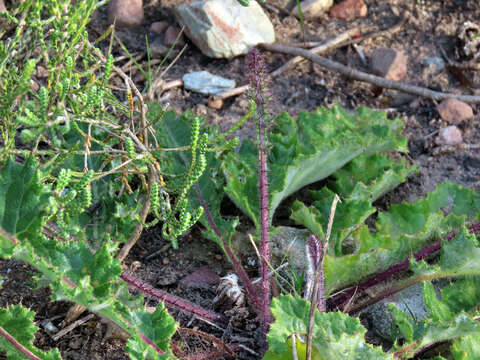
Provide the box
[1,1,480,358]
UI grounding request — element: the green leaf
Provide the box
[0,305,61,360]
[451,335,480,360]
[224,105,408,228]
[151,103,238,247]
[0,158,49,249]
[321,182,480,294]
[266,295,392,359]
[125,302,177,360]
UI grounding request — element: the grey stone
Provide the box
[183,71,236,95]
[291,0,334,19]
[423,57,446,75]
[361,283,430,338]
[174,0,275,58]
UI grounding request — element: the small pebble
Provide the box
[436,98,473,125]
[208,96,223,109]
[162,257,170,265]
[108,0,144,28]
[164,25,185,47]
[435,125,463,145]
[330,0,367,21]
[150,21,169,35]
[370,48,407,81]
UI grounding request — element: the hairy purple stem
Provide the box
[0,326,43,360]
[327,222,480,310]
[195,183,262,313]
[121,272,227,324]
[248,48,273,337]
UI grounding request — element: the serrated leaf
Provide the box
[0,158,49,252]
[0,305,61,360]
[330,154,418,201]
[224,104,408,227]
[125,302,177,360]
[266,295,392,359]
[321,182,480,294]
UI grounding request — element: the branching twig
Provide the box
[260,44,480,104]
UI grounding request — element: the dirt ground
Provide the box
[1,0,480,359]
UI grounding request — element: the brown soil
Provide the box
[1,0,480,359]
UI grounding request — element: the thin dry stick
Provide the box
[305,194,340,360]
[117,165,155,262]
[52,314,95,341]
[261,43,480,104]
[210,27,368,104]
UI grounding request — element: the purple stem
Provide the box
[195,183,262,313]
[327,222,480,310]
[248,48,273,333]
[0,326,43,360]
[121,271,227,324]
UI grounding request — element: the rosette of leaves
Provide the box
[222,104,408,230]
[0,159,177,359]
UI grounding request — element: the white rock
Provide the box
[183,71,236,95]
[174,0,275,58]
[292,0,334,19]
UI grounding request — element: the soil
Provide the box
[1,0,480,359]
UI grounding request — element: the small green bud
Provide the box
[20,129,36,143]
[56,169,72,191]
[125,137,135,159]
[75,170,94,191]
[104,54,114,82]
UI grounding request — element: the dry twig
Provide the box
[260,43,480,104]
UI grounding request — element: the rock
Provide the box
[370,48,407,81]
[208,96,224,109]
[423,57,446,75]
[179,267,220,289]
[0,0,6,13]
[291,0,334,19]
[435,126,463,145]
[149,38,169,57]
[164,25,185,47]
[361,283,430,338]
[183,71,236,95]
[174,0,275,58]
[108,0,144,28]
[330,0,367,21]
[150,21,169,35]
[436,98,473,125]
